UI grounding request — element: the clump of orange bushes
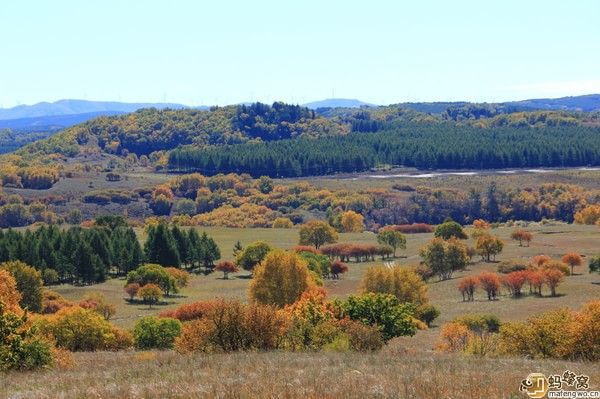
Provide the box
[320,243,393,262]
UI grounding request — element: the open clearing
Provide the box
[54,223,600,351]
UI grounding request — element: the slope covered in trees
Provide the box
[17,102,348,158]
[168,124,600,177]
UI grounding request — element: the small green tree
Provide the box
[434,220,468,240]
[126,264,177,295]
[236,241,272,274]
[376,230,407,257]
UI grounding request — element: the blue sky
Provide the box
[1,0,599,107]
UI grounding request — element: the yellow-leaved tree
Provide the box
[249,250,315,307]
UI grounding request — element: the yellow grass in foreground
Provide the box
[3,351,600,399]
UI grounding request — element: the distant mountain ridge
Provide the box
[508,94,600,112]
[2,94,600,132]
[303,98,376,109]
[0,99,189,120]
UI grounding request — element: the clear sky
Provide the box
[1,0,599,107]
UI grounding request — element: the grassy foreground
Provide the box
[4,351,600,399]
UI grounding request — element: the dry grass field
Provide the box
[4,351,600,399]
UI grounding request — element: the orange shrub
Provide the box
[526,270,544,296]
[502,271,529,297]
[478,272,501,300]
[561,252,583,275]
[0,269,22,314]
[159,300,217,321]
[436,322,474,353]
[531,255,551,267]
[458,276,478,301]
[542,268,564,297]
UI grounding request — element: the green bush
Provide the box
[0,303,53,370]
[342,293,416,341]
[133,316,182,349]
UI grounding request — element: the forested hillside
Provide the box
[18,102,348,158]
[168,124,600,177]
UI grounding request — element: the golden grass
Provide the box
[3,350,600,398]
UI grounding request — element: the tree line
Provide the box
[0,219,220,285]
[167,124,600,177]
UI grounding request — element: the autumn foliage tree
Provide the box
[340,211,364,232]
[0,261,43,313]
[124,283,140,301]
[138,284,163,308]
[543,268,564,297]
[215,260,239,279]
[561,252,583,275]
[361,265,428,308]
[236,241,272,274]
[478,272,501,300]
[458,276,478,301]
[511,229,533,247]
[249,250,315,307]
[532,255,551,267]
[298,220,338,249]
[526,270,544,296]
[0,270,22,314]
[502,271,528,297]
[475,234,504,262]
[330,260,348,279]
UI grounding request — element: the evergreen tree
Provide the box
[144,223,180,267]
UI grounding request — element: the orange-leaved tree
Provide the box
[561,252,583,275]
[458,276,478,301]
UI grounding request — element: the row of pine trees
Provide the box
[0,218,220,285]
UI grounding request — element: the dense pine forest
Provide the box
[168,124,600,177]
